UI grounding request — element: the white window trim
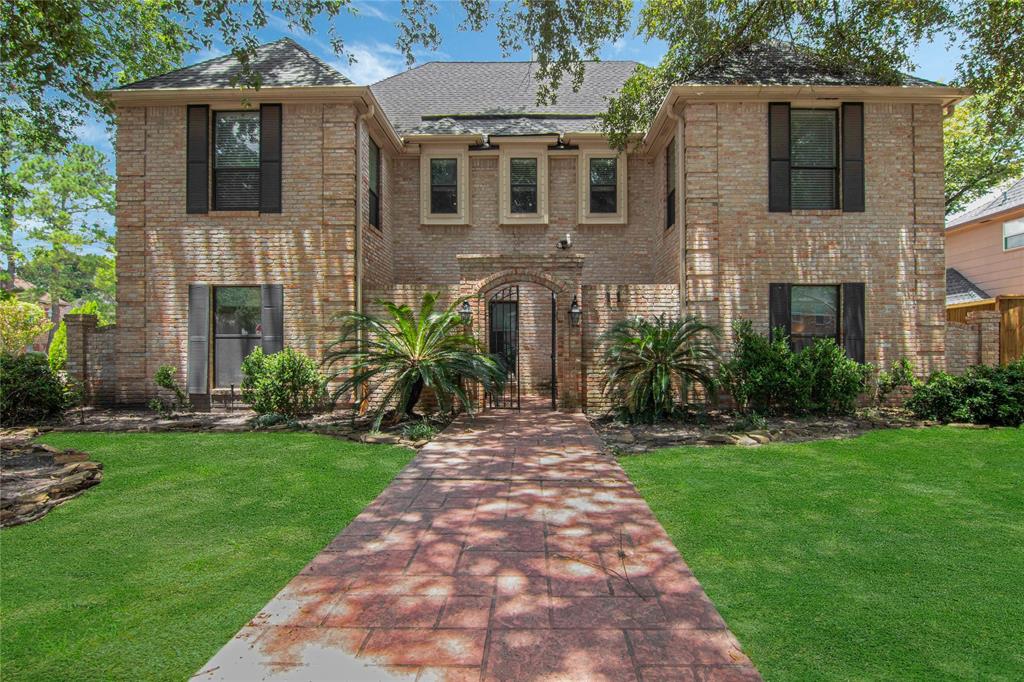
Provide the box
[420,146,469,225]
[578,150,627,225]
[1003,217,1024,251]
[499,147,548,225]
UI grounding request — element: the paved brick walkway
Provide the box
[194,402,760,681]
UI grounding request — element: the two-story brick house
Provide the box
[101,38,967,411]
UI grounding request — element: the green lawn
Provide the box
[620,427,1024,681]
[0,432,413,682]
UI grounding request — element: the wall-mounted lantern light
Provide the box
[459,300,473,326]
[569,295,582,327]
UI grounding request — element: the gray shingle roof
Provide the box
[682,40,939,87]
[946,268,991,305]
[370,61,638,135]
[408,115,601,137]
[119,38,353,90]
[947,177,1024,229]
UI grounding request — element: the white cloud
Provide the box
[352,2,390,21]
[75,118,112,151]
[338,42,405,84]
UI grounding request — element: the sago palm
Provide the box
[602,314,720,423]
[323,292,505,429]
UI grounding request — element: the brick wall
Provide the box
[946,310,1000,374]
[685,101,947,373]
[389,154,670,286]
[581,284,681,413]
[64,314,117,405]
[114,102,359,404]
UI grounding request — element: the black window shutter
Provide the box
[186,105,209,214]
[260,284,284,354]
[841,103,865,212]
[260,104,282,213]
[768,103,791,212]
[768,283,792,340]
[842,282,866,362]
[187,284,210,394]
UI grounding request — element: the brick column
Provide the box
[322,104,358,361]
[682,103,721,344]
[967,310,1001,366]
[911,104,947,374]
[114,106,148,404]
[63,313,97,403]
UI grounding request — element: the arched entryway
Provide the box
[484,282,557,410]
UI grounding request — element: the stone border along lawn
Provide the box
[592,407,939,452]
[619,426,1024,681]
[0,432,414,682]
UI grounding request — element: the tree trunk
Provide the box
[404,377,424,418]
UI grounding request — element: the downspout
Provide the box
[354,104,375,404]
[667,101,686,316]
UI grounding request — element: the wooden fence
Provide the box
[946,295,1024,364]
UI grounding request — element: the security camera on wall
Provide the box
[557,233,572,250]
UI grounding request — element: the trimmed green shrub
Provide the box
[241,347,327,418]
[906,361,1024,426]
[875,358,919,404]
[718,320,870,416]
[601,314,719,423]
[1,352,70,425]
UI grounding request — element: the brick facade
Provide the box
[97,88,955,413]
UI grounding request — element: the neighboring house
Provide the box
[101,38,967,410]
[946,177,1024,302]
[3,277,70,353]
[945,177,1024,364]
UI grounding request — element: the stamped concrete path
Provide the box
[194,401,760,681]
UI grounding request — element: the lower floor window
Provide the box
[213,286,261,387]
[789,285,839,352]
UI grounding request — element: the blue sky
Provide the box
[70,1,962,240]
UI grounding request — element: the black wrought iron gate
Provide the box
[550,291,557,410]
[488,285,520,409]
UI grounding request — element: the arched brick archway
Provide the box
[457,255,584,411]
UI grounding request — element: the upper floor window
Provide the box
[769,102,863,213]
[578,150,627,225]
[589,157,618,213]
[419,147,468,225]
[368,137,381,228]
[214,111,261,210]
[666,137,676,229]
[1004,218,1024,250]
[790,109,838,210]
[186,103,281,214]
[510,158,538,213]
[430,158,458,214]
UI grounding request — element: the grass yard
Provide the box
[620,427,1024,681]
[0,432,413,681]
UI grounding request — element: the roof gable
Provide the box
[119,38,353,90]
[683,40,939,87]
[370,61,638,135]
[946,268,991,305]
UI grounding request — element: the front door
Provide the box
[488,285,519,409]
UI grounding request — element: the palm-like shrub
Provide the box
[602,314,720,423]
[323,292,505,429]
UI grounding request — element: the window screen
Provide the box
[213,287,261,388]
[369,138,381,228]
[510,158,538,214]
[790,109,838,210]
[790,285,839,352]
[1004,218,1024,250]
[430,158,458,214]
[214,111,260,210]
[589,157,617,213]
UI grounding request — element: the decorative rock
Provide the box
[704,433,736,445]
[733,435,760,446]
[746,433,771,444]
[1,440,103,528]
[947,423,990,429]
